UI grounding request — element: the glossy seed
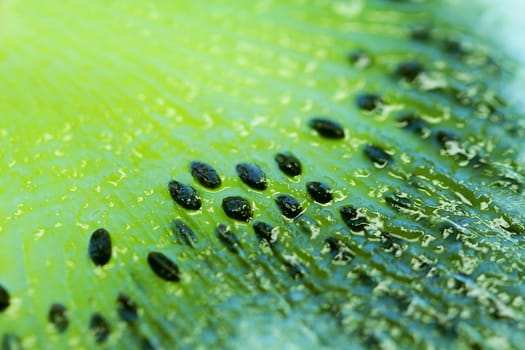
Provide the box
[1,334,21,350]
[286,262,307,280]
[325,237,339,253]
[253,221,277,244]
[356,93,383,111]
[308,118,345,139]
[222,196,253,222]
[306,181,333,204]
[235,163,267,190]
[88,228,112,266]
[436,130,459,148]
[340,206,368,232]
[168,180,201,210]
[324,237,354,263]
[190,161,221,189]
[275,194,303,219]
[397,112,428,135]
[117,293,138,323]
[275,153,302,177]
[0,285,9,312]
[171,220,197,246]
[90,313,110,344]
[442,38,465,55]
[48,303,69,333]
[215,224,241,254]
[395,61,424,81]
[363,145,392,166]
[384,193,411,209]
[380,232,405,252]
[147,252,181,282]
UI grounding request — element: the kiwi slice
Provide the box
[1,1,524,349]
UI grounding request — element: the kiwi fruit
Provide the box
[1,0,524,349]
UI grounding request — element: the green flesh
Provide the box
[1,1,525,349]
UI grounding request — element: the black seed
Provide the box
[340,206,368,232]
[117,293,138,323]
[222,196,253,222]
[410,25,432,41]
[253,221,277,244]
[275,153,302,177]
[0,285,9,312]
[1,334,22,350]
[436,130,459,148]
[168,180,201,210]
[88,228,112,266]
[395,61,424,81]
[348,50,372,68]
[235,163,267,190]
[48,303,69,333]
[90,313,110,344]
[356,93,383,111]
[286,262,307,279]
[306,181,333,204]
[275,194,303,219]
[325,237,339,253]
[355,270,376,287]
[171,220,197,247]
[442,38,465,55]
[215,224,241,254]
[380,232,406,252]
[308,118,345,139]
[324,237,354,263]
[147,252,181,282]
[363,145,392,166]
[190,161,221,189]
[384,193,411,210]
[397,112,428,135]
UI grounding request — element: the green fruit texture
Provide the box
[1,0,524,349]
